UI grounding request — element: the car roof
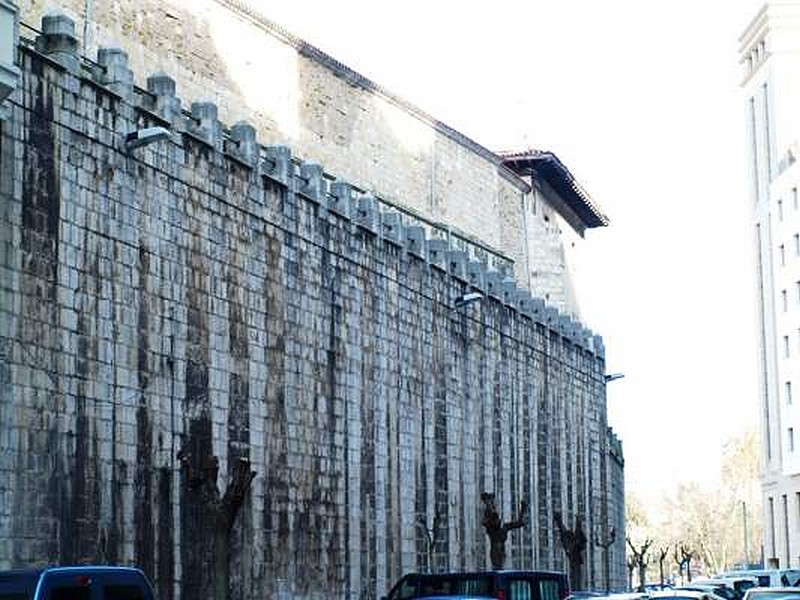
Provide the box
[651,592,715,599]
[412,597,495,600]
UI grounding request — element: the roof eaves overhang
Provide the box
[498,150,609,229]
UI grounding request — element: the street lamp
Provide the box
[453,292,483,309]
[604,373,625,383]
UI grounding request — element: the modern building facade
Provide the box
[741,1,800,568]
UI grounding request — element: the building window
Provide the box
[779,200,784,221]
[783,290,789,311]
[770,497,777,561]
[781,244,786,266]
[796,281,800,303]
[785,336,791,358]
[796,493,800,531]
[784,495,791,568]
[764,83,772,179]
[787,381,793,404]
[750,97,759,204]
[795,234,800,256]
[794,187,799,210]
[790,427,795,452]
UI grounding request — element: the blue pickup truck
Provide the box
[0,566,156,600]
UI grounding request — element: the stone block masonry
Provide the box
[0,18,622,600]
[16,0,589,316]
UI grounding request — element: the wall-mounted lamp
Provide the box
[124,126,171,151]
[453,292,484,309]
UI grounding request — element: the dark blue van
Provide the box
[384,570,570,600]
[0,567,155,600]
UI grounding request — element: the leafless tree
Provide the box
[675,544,695,582]
[556,512,588,590]
[480,493,528,570]
[595,527,616,593]
[626,554,637,591]
[626,537,652,592]
[417,508,443,573]
[657,546,670,585]
[180,452,256,600]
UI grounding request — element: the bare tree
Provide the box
[657,546,670,586]
[595,527,616,593]
[677,544,695,582]
[626,554,637,591]
[180,452,256,600]
[480,493,528,570]
[556,512,588,591]
[417,509,443,573]
[626,537,652,592]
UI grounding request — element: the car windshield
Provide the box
[748,592,800,600]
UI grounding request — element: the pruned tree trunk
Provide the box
[480,493,528,570]
[658,546,669,585]
[627,555,636,591]
[679,545,694,583]
[626,537,652,592]
[557,512,588,590]
[595,528,616,593]
[180,453,256,600]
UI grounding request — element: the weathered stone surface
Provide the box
[0,32,623,600]
[18,0,588,318]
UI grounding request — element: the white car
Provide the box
[650,590,721,600]
[742,587,800,600]
[722,572,800,589]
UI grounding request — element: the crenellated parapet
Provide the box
[17,12,605,359]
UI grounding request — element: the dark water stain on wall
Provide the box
[21,59,60,292]
[262,205,289,583]
[227,267,250,468]
[157,467,175,600]
[180,229,213,600]
[135,242,156,578]
[135,405,155,577]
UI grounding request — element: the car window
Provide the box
[539,579,562,600]
[390,577,417,600]
[457,578,492,596]
[48,587,91,600]
[508,580,533,600]
[419,579,453,596]
[103,586,145,600]
[0,594,29,600]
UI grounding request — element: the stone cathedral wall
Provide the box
[0,13,620,600]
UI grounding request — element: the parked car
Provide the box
[678,582,739,600]
[700,577,759,600]
[383,570,570,600]
[721,571,800,588]
[0,566,156,600]
[650,590,720,600]
[568,592,607,600]
[742,587,800,600]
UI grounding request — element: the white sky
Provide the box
[253,0,765,502]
